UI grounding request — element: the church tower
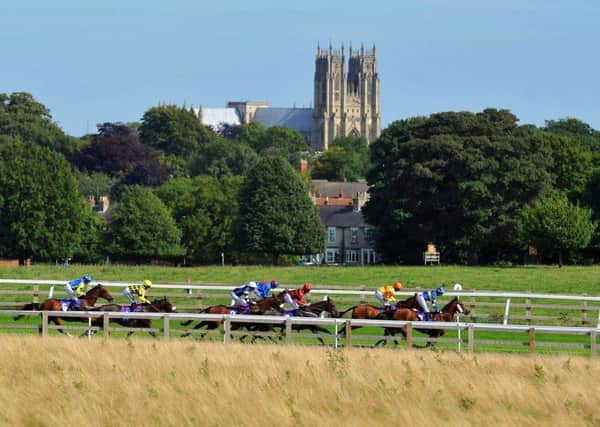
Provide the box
[311,43,380,151]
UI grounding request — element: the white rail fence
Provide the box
[1,309,599,356]
[1,279,600,327]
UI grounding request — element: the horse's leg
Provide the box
[374,328,390,348]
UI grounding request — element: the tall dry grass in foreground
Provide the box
[0,337,599,427]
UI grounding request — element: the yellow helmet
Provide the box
[142,280,153,288]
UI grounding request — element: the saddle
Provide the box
[122,304,144,313]
[416,311,440,321]
[378,304,397,314]
[60,299,80,312]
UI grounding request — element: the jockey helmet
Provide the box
[83,275,93,283]
[271,279,279,288]
[436,286,445,295]
[393,281,403,290]
[143,280,153,288]
[248,281,257,289]
[303,283,313,292]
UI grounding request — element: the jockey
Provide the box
[416,285,445,320]
[374,281,403,311]
[63,275,92,309]
[123,280,153,306]
[230,282,257,308]
[284,283,312,310]
[254,279,279,300]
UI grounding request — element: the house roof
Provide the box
[312,180,368,198]
[252,108,313,133]
[196,107,241,129]
[318,205,367,227]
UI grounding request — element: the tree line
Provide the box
[0,92,598,265]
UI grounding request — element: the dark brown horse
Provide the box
[89,297,176,338]
[13,284,114,335]
[274,296,340,345]
[180,293,285,341]
[337,294,421,335]
[375,297,470,347]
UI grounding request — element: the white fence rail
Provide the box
[2,279,600,327]
[2,309,598,356]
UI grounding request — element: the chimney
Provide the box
[299,159,308,173]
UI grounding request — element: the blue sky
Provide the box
[2,0,599,136]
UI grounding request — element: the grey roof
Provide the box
[312,180,368,198]
[253,108,313,133]
[196,107,241,129]
[318,205,367,227]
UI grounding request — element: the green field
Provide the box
[1,264,599,355]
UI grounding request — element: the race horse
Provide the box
[13,284,114,336]
[88,297,176,338]
[337,293,422,336]
[274,296,341,345]
[179,293,286,341]
[374,297,470,347]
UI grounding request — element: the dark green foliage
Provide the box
[0,92,81,154]
[104,186,184,261]
[312,136,371,181]
[74,170,117,199]
[73,202,106,263]
[521,192,596,266]
[190,137,259,177]
[0,141,84,260]
[235,122,312,168]
[156,176,243,264]
[237,156,324,265]
[139,105,216,159]
[365,109,552,264]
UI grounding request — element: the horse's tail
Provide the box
[14,302,41,320]
[338,305,358,317]
[180,307,210,326]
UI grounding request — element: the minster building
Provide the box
[195,43,381,151]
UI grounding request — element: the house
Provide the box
[317,202,377,265]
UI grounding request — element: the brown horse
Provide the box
[180,293,285,341]
[337,294,421,335]
[13,284,114,335]
[273,296,340,345]
[375,297,470,347]
[89,297,176,338]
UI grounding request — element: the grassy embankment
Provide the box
[0,336,599,427]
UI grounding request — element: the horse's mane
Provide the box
[440,296,460,312]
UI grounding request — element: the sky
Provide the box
[2,0,599,136]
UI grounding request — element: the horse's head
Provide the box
[323,296,340,318]
[455,299,470,315]
[152,297,176,313]
[97,285,114,302]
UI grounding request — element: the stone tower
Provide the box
[311,43,381,151]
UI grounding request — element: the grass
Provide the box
[1,336,599,426]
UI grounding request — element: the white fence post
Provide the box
[223,316,231,343]
[41,311,48,337]
[503,298,511,325]
[163,314,170,341]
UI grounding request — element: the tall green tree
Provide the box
[521,192,596,266]
[105,186,184,261]
[190,137,259,177]
[0,141,85,261]
[139,105,216,160]
[0,92,80,153]
[237,156,324,265]
[156,176,243,263]
[365,109,552,264]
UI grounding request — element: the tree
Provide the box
[74,122,169,183]
[0,141,84,261]
[156,176,243,264]
[365,109,552,264]
[538,132,594,201]
[73,202,106,263]
[0,92,80,153]
[190,137,259,177]
[139,105,216,159]
[312,136,371,181]
[521,192,596,266]
[104,186,184,261]
[237,156,324,265]
[74,170,117,199]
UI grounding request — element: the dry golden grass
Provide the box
[0,337,599,427]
